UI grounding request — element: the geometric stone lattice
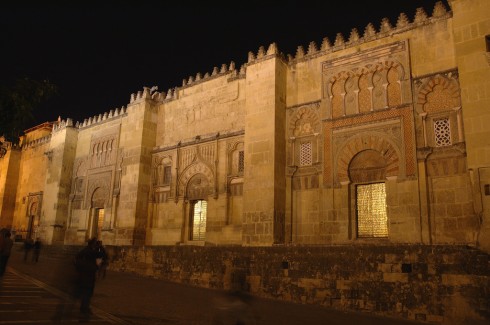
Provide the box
[356,182,388,238]
[238,150,244,172]
[300,142,312,166]
[434,118,451,147]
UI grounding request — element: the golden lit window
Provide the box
[191,200,207,241]
[356,183,388,238]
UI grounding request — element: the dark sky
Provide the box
[1,0,446,126]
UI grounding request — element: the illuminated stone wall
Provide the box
[0,145,21,229]
[450,0,490,253]
[10,125,52,240]
[0,0,488,251]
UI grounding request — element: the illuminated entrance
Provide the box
[92,208,104,239]
[349,149,389,238]
[191,200,207,241]
[356,183,387,238]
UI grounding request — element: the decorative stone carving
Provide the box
[179,163,214,199]
[86,172,111,208]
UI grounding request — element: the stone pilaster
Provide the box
[243,54,287,245]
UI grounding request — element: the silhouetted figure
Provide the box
[23,237,34,262]
[32,238,42,263]
[95,240,108,279]
[212,270,257,325]
[0,230,14,276]
[74,238,98,317]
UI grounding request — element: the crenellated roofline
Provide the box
[72,2,450,131]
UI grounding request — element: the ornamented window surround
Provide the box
[415,72,464,147]
[227,141,244,177]
[287,104,321,169]
[290,134,321,168]
[152,155,173,193]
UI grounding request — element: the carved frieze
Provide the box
[179,162,215,199]
[322,40,411,120]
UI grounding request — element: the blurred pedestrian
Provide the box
[0,228,5,250]
[212,270,257,324]
[51,245,80,323]
[32,238,42,263]
[0,230,14,276]
[23,237,34,262]
[212,290,257,325]
[95,240,108,279]
[74,238,98,316]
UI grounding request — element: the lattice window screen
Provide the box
[434,118,451,147]
[300,142,312,166]
[356,183,388,238]
[238,151,244,173]
[192,200,207,241]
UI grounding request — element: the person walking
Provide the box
[74,238,98,316]
[32,238,42,263]
[95,240,108,279]
[23,237,34,262]
[0,230,14,276]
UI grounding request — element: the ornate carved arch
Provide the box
[384,60,405,79]
[186,173,211,200]
[385,60,404,107]
[357,69,373,113]
[86,175,110,208]
[91,186,108,208]
[417,75,460,114]
[327,71,351,119]
[349,149,387,183]
[289,106,321,136]
[335,132,402,183]
[179,162,215,198]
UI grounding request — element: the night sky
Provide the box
[1,0,445,127]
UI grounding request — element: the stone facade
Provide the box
[0,0,489,250]
[1,0,490,322]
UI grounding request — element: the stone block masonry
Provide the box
[103,244,490,324]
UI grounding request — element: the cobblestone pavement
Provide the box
[4,246,422,325]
